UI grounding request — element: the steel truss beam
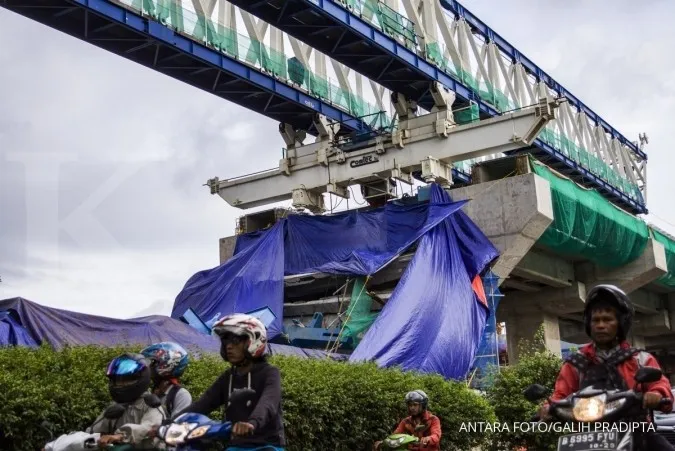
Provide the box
[209,97,559,210]
[226,0,648,214]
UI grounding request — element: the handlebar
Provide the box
[541,390,674,423]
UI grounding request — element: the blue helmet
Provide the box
[106,353,151,404]
[140,342,189,379]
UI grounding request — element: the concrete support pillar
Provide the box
[449,173,554,284]
[219,236,238,264]
[504,307,561,365]
[576,238,668,295]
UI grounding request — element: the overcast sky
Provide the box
[0,0,673,318]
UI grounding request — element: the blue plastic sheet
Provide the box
[0,310,38,348]
[349,186,498,379]
[0,297,346,361]
[173,196,468,339]
[470,270,504,389]
[174,184,499,380]
[172,221,286,337]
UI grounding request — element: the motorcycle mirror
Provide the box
[523,384,549,403]
[104,403,126,420]
[635,367,662,384]
[229,387,256,405]
[143,392,162,408]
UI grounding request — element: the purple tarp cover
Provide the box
[0,297,347,360]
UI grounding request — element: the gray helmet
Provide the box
[404,390,428,410]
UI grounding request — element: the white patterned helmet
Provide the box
[212,313,267,358]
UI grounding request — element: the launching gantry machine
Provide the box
[206,82,561,213]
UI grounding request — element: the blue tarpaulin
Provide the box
[0,310,38,348]
[349,185,497,379]
[173,184,499,380]
[0,297,347,361]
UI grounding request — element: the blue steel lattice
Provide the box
[470,270,504,390]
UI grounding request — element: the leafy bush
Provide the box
[0,345,495,450]
[485,328,563,450]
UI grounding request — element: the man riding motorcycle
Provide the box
[374,390,442,450]
[43,353,164,451]
[141,342,192,419]
[177,313,286,451]
[538,284,675,450]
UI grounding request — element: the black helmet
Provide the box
[404,390,428,411]
[106,353,152,404]
[583,284,634,341]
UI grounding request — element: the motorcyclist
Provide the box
[43,353,164,451]
[176,313,285,451]
[373,390,442,450]
[538,284,675,450]
[141,342,192,419]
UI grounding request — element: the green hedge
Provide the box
[0,345,495,450]
[485,329,564,450]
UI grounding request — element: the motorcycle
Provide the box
[157,387,256,450]
[43,394,163,451]
[523,366,672,451]
[380,433,420,449]
[378,422,427,450]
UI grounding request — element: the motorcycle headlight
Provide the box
[573,395,607,422]
[187,425,211,440]
[164,423,198,446]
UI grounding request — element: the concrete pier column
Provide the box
[499,292,562,365]
[450,173,554,284]
[576,238,668,294]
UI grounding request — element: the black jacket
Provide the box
[180,361,285,447]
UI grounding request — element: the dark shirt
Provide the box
[181,361,285,447]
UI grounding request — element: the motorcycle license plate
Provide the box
[557,432,620,450]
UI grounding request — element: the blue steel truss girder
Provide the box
[441,0,645,161]
[0,0,374,138]
[0,0,472,185]
[222,0,646,214]
[224,0,500,117]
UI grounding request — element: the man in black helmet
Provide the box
[538,284,674,449]
[373,390,442,450]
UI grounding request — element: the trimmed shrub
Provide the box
[0,345,495,450]
[485,328,563,450]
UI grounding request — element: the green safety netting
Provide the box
[538,128,642,202]
[652,230,675,289]
[344,0,417,50]
[342,277,379,347]
[531,158,649,268]
[122,0,390,129]
[416,25,638,198]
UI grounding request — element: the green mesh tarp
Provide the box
[532,158,649,268]
[454,104,479,125]
[342,277,379,347]
[118,0,389,129]
[652,230,675,288]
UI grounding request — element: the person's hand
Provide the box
[420,436,431,446]
[644,392,663,409]
[147,425,160,438]
[537,403,551,421]
[373,440,382,450]
[232,422,255,436]
[98,434,124,448]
